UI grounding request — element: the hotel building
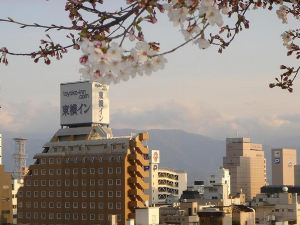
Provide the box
[223,137,267,201]
[17,81,150,225]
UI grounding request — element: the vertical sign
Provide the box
[60,81,109,126]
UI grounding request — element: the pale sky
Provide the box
[1,1,300,147]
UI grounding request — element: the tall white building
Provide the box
[147,150,187,205]
[208,167,231,195]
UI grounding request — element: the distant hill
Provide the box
[2,128,225,182]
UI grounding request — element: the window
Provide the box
[56,191,62,197]
[73,213,78,220]
[82,191,87,197]
[49,169,54,175]
[18,212,23,219]
[108,191,113,197]
[33,202,38,208]
[34,212,38,219]
[90,191,95,197]
[73,191,78,197]
[82,179,87,186]
[116,202,121,209]
[73,168,78,174]
[41,202,46,208]
[56,158,61,164]
[56,169,61,175]
[98,191,104,197]
[41,212,46,219]
[26,212,31,219]
[26,202,31,208]
[49,212,55,220]
[108,179,113,186]
[116,191,121,197]
[65,169,70,175]
[99,214,104,220]
[25,180,31,186]
[116,167,121,174]
[49,202,54,208]
[90,202,95,209]
[90,213,95,220]
[65,191,70,197]
[98,179,103,185]
[18,191,23,198]
[90,168,95,174]
[98,202,104,209]
[82,213,87,220]
[41,180,46,186]
[108,202,113,209]
[90,179,95,186]
[41,169,46,175]
[98,168,103,174]
[65,213,70,220]
[33,169,38,175]
[49,180,54,186]
[65,202,71,208]
[73,179,78,186]
[65,179,70,186]
[73,202,78,208]
[82,202,87,208]
[56,213,62,220]
[34,191,38,198]
[108,167,113,174]
[82,168,87,174]
[56,202,61,208]
[116,179,121,186]
[57,180,62,186]
[41,158,46,164]
[41,191,46,197]
[49,191,54,198]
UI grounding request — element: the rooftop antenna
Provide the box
[13,138,27,179]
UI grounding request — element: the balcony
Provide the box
[128,165,149,178]
[128,152,149,167]
[128,176,149,190]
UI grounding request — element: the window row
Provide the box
[31,167,122,176]
[18,212,122,221]
[24,178,121,188]
[39,155,124,165]
[19,201,122,210]
[20,190,122,198]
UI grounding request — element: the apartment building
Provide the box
[17,81,150,225]
[146,150,187,205]
[223,137,267,201]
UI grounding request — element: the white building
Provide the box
[146,150,187,205]
[135,207,160,225]
[11,178,24,224]
[207,167,231,195]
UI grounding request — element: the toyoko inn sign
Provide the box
[60,81,109,126]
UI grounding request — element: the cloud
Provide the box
[0,100,58,137]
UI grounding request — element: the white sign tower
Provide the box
[60,81,109,126]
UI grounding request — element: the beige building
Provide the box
[0,165,13,225]
[223,137,267,201]
[272,148,297,186]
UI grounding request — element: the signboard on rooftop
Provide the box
[60,81,109,126]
